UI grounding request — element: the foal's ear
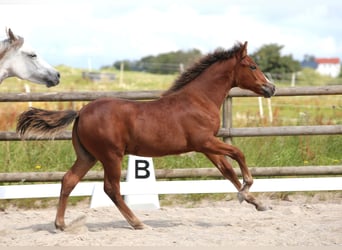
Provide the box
[239,41,248,58]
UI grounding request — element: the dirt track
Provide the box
[0,193,341,246]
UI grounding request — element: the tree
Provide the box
[140,49,202,74]
[251,44,301,78]
[112,60,135,71]
[112,49,202,74]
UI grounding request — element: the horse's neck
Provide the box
[186,60,235,108]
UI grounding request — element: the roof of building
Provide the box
[315,58,340,64]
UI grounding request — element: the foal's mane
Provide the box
[163,42,242,96]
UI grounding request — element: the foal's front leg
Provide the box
[202,138,269,211]
[205,153,268,211]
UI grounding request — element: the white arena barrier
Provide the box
[1,177,341,208]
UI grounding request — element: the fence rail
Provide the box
[0,85,341,102]
[1,124,341,141]
[1,166,342,183]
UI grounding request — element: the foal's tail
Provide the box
[16,108,79,138]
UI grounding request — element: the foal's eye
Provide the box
[250,65,257,70]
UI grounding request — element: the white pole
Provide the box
[119,62,124,87]
[258,97,264,118]
[291,72,296,87]
[24,84,32,107]
[179,63,184,73]
[267,98,273,123]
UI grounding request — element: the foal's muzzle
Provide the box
[261,83,276,98]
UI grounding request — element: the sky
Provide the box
[1,0,342,69]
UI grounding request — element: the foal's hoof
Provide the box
[133,223,151,230]
[54,222,66,231]
[54,218,67,231]
[256,204,272,211]
[237,192,245,203]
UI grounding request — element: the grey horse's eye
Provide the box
[27,53,37,58]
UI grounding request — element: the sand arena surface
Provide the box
[0,193,341,246]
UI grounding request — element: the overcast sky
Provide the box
[1,0,341,69]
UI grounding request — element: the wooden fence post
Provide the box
[222,96,233,145]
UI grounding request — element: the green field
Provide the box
[0,66,341,174]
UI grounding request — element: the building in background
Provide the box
[302,57,341,78]
[314,58,340,78]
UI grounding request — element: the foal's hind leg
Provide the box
[101,156,147,230]
[55,157,96,230]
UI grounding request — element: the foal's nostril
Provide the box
[57,72,61,79]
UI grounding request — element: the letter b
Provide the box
[135,159,150,179]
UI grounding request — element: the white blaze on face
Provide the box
[263,73,273,84]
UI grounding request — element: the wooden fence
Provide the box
[1,166,342,183]
[0,85,342,182]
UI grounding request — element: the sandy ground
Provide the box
[0,193,341,247]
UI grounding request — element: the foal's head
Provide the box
[233,42,275,98]
[0,28,60,87]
